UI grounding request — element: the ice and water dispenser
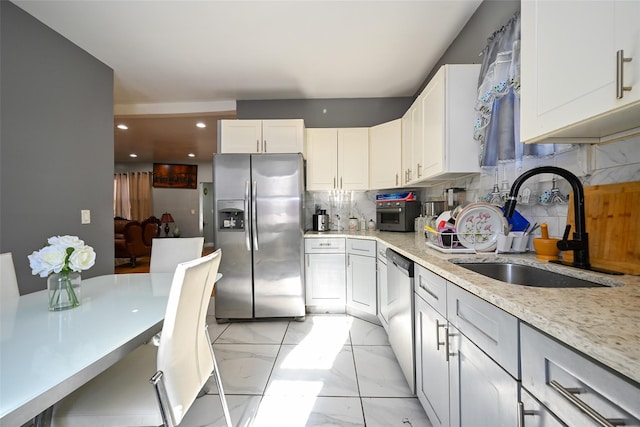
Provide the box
[217,200,245,231]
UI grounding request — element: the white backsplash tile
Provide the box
[305,135,639,234]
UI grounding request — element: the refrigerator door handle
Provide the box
[244,180,251,251]
[252,180,259,251]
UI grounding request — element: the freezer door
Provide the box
[213,154,254,320]
[251,154,305,318]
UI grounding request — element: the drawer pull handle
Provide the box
[419,278,439,301]
[435,320,450,362]
[435,319,445,351]
[616,49,633,99]
[548,380,625,427]
[517,402,536,427]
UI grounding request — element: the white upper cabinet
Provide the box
[401,108,414,185]
[411,96,425,182]
[220,119,305,154]
[306,128,369,191]
[401,95,425,185]
[338,128,369,190]
[305,128,338,191]
[220,120,263,153]
[419,64,481,182]
[369,119,402,189]
[521,0,640,143]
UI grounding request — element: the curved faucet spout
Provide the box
[503,166,590,269]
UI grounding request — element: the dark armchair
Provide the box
[141,216,161,246]
[114,216,161,267]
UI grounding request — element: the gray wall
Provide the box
[416,0,520,94]
[237,97,412,128]
[1,1,114,295]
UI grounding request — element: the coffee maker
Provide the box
[312,209,329,231]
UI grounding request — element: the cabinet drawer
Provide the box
[521,323,640,426]
[347,238,376,257]
[305,238,345,253]
[446,283,519,378]
[415,264,447,317]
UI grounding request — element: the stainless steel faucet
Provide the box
[503,166,591,269]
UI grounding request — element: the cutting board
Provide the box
[565,181,640,275]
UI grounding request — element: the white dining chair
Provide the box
[1,252,20,300]
[149,237,205,274]
[52,249,232,427]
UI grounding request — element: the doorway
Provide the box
[199,182,214,247]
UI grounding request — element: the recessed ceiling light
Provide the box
[117,124,128,130]
[188,153,196,158]
[129,153,137,158]
[196,122,206,128]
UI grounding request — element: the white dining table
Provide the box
[0,273,174,427]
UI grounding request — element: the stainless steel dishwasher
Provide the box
[386,248,415,393]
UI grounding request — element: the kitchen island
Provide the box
[305,230,640,386]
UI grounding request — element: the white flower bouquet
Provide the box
[28,235,96,310]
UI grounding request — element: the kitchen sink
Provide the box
[451,261,611,288]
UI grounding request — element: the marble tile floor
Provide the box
[177,301,432,427]
[22,301,431,427]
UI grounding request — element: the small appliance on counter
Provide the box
[424,200,446,218]
[312,209,329,232]
[444,187,467,210]
[376,192,421,232]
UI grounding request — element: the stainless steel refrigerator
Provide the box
[213,153,305,321]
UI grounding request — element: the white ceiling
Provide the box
[14,0,482,163]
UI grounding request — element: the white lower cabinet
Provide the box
[414,265,520,427]
[376,242,389,331]
[448,284,520,427]
[346,239,377,319]
[415,294,450,427]
[304,238,346,312]
[448,324,518,426]
[521,323,640,427]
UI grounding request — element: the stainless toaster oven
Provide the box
[376,200,421,232]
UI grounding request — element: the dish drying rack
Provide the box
[424,227,529,254]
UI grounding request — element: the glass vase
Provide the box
[48,271,81,311]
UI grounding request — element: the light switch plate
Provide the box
[81,210,91,224]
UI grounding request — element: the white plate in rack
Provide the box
[454,203,507,251]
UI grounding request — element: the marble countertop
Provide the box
[305,230,640,385]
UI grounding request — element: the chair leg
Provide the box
[150,371,174,427]
[205,326,233,427]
